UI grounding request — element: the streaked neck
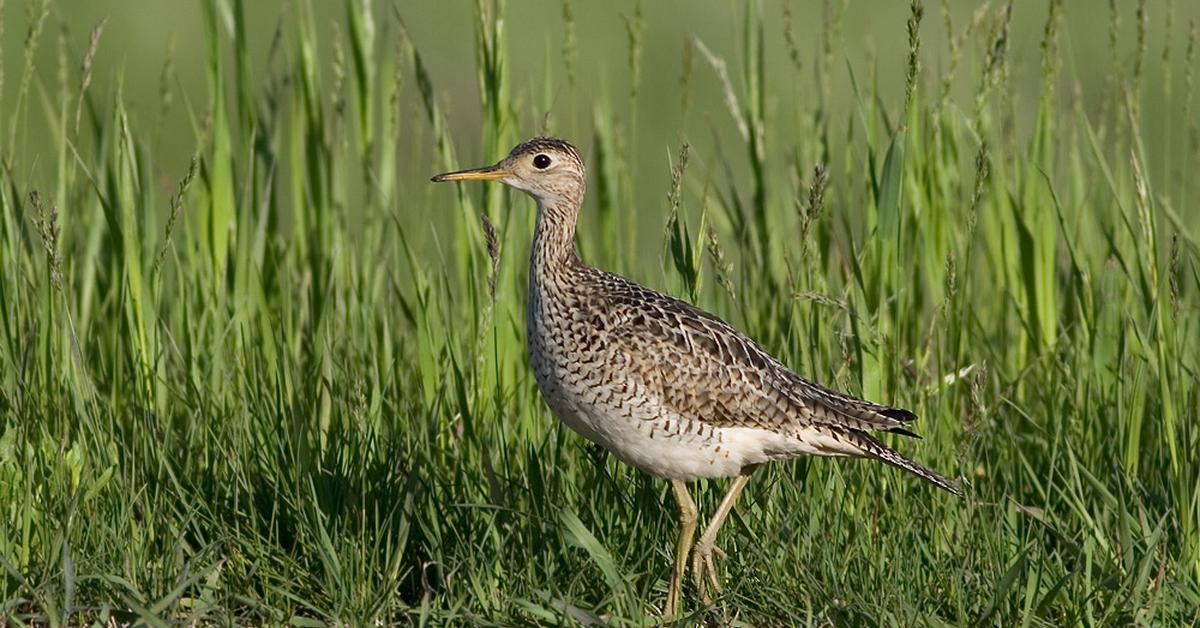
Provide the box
[531,196,581,274]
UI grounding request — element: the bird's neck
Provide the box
[531,196,582,280]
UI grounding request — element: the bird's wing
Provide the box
[600,274,918,437]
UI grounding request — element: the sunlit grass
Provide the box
[1,0,1198,624]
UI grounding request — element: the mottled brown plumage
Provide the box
[433,136,958,614]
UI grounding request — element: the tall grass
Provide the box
[1,0,1198,623]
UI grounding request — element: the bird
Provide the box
[432,136,958,614]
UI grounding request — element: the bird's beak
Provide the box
[430,164,511,183]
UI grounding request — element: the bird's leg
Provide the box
[666,479,697,615]
[691,465,758,604]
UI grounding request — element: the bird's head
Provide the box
[431,137,586,207]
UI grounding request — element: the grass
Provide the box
[2,0,1199,624]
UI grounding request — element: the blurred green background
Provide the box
[6,0,1197,256]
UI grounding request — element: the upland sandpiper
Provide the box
[432,137,958,614]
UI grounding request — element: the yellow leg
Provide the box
[665,479,697,615]
[692,465,758,604]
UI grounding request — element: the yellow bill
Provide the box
[430,164,510,183]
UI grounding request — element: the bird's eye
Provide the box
[533,154,552,169]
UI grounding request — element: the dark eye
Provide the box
[533,154,552,169]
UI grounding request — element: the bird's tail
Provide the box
[846,430,961,495]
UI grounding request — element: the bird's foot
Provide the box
[690,540,725,604]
